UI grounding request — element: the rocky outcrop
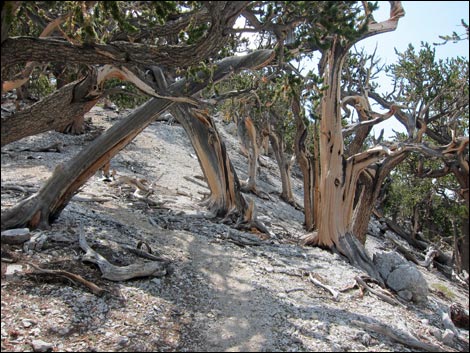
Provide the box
[373,251,429,303]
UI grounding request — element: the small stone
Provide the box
[117,336,129,346]
[5,264,24,275]
[331,343,343,352]
[1,228,31,244]
[360,333,371,346]
[397,289,413,302]
[429,327,442,340]
[31,339,53,352]
[21,319,36,328]
[442,329,455,345]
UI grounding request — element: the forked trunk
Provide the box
[351,154,407,243]
[311,38,382,281]
[305,0,406,279]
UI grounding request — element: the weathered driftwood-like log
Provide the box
[223,228,266,247]
[386,235,439,269]
[352,320,444,352]
[1,228,31,244]
[79,231,168,281]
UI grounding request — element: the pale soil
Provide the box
[1,105,469,352]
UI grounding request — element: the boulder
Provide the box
[373,251,429,303]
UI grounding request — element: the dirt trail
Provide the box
[1,106,468,352]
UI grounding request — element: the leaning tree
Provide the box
[1,1,276,232]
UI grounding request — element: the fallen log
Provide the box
[78,227,168,281]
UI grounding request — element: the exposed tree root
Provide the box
[236,198,272,237]
[354,275,406,307]
[337,233,384,284]
[279,194,303,211]
[299,231,319,247]
[352,320,444,352]
[301,232,384,284]
[240,182,271,200]
[223,229,266,247]
[26,261,105,296]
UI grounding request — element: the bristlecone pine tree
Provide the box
[3,1,467,278]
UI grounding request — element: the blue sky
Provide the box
[360,1,469,63]
[238,2,469,138]
[358,1,469,137]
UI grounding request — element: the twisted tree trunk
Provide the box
[1,49,275,230]
[269,130,295,205]
[302,2,405,281]
[237,115,260,193]
[1,72,101,147]
[171,105,246,217]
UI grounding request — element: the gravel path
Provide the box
[1,106,468,352]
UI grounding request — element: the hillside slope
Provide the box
[1,106,468,352]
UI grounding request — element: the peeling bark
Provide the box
[306,3,405,282]
[293,97,317,231]
[1,49,275,231]
[1,72,101,147]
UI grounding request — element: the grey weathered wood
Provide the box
[78,230,167,281]
[1,228,31,244]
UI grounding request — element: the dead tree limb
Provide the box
[352,320,444,352]
[308,272,340,301]
[79,230,168,281]
[355,275,406,308]
[27,261,105,296]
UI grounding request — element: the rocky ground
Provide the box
[1,105,469,352]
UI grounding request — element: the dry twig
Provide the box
[309,272,340,301]
[26,262,105,296]
[355,275,406,307]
